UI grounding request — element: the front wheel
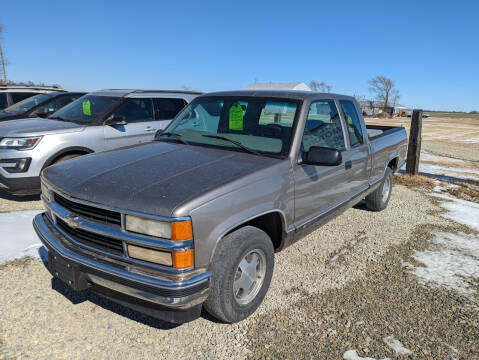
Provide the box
[365,167,393,211]
[204,226,274,323]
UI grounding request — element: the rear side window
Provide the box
[340,100,363,147]
[10,92,37,104]
[154,98,187,120]
[302,100,345,152]
[0,94,7,109]
[112,98,154,123]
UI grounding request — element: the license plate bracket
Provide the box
[48,252,90,291]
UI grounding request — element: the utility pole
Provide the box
[406,109,423,175]
[0,40,6,84]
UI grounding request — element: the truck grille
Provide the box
[56,218,124,256]
[54,193,122,226]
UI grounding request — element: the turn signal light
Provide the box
[171,220,193,241]
[172,250,194,269]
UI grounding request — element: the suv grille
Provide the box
[56,218,124,255]
[54,193,122,226]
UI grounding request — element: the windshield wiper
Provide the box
[159,132,190,145]
[201,134,261,156]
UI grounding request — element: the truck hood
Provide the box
[0,118,84,137]
[43,142,281,217]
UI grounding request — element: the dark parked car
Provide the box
[0,92,85,121]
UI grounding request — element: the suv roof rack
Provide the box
[99,89,202,95]
[0,85,65,91]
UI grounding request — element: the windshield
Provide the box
[49,94,119,123]
[1,94,52,113]
[160,97,300,157]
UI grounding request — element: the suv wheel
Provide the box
[204,226,274,323]
[365,167,393,211]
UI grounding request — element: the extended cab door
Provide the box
[293,100,352,229]
[103,98,158,150]
[338,100,371,195]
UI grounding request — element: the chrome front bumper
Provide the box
[33,213,210,311]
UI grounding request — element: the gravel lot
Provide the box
[1,180,478,359]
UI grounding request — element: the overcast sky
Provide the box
[2,0,478,111]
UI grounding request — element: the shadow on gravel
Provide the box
[0,189,40,202]
[51,278,181,330]
[352,199,368,211]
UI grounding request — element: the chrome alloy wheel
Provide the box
[382,175,391,202]
[233,249,266,305]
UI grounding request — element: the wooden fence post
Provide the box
[406,109,423,175]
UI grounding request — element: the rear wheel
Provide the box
[365,167,393,211]
[204,226,274,323]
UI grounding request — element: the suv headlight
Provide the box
[0,137,42,150]
[125,215,193,241]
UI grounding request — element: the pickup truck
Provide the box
[0,89,199,195]
[34,90,407,324]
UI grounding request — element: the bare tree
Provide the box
[309,80,332,92]
[0,24,7,84]
[368,76,400,110]
[309,81,320,91]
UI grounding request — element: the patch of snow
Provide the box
[410,232,479,297]
[0,210,43,264]
[382,335,413,356]
[429,192,479,231]
[342,350,390,360]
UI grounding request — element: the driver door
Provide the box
[293,100,351,229]
[103,98,157,150]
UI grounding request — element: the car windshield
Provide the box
[1,94,52,113]
[49,94,119,124]
[160,96,300,157]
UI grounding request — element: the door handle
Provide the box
[345,160,352,170]
[144,127,157,132]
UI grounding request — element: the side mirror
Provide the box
[104,115,127,126]
[154,128,164,140]
[36,107,50,118]
[302,146,342,166]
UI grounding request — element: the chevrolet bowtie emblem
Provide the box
[64,215,81,229]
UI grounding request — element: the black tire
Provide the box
[204,226,274,323]
[53,153,82,165]
[365,167,393,211]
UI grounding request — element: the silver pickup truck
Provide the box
[0,89,199,195]
[34,90,407,323]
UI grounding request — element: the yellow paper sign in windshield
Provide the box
[82,99,92,116]
[229,103,244,131]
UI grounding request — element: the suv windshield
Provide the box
[50,95,119,124]
[160,97,300,157]
[1,94,52,113]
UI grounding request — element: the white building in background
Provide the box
[243,82,311,91]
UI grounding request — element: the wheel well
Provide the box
[387,157,399,171]
[227,212,284,250]
[45,149,92,168]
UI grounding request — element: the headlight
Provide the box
[0,137,42,150]
[125,215,193,241]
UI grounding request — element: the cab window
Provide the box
[0,94,7,109]
[302,100,345,152]
[340,100,363,147]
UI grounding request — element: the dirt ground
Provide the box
[0,115,478,359]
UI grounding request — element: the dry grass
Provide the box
[394,174,435,189]
[446,184,479,202]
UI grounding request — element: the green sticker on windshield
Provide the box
[82,99,91,116]
[229,103,243,131]
[34,98,39,105]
